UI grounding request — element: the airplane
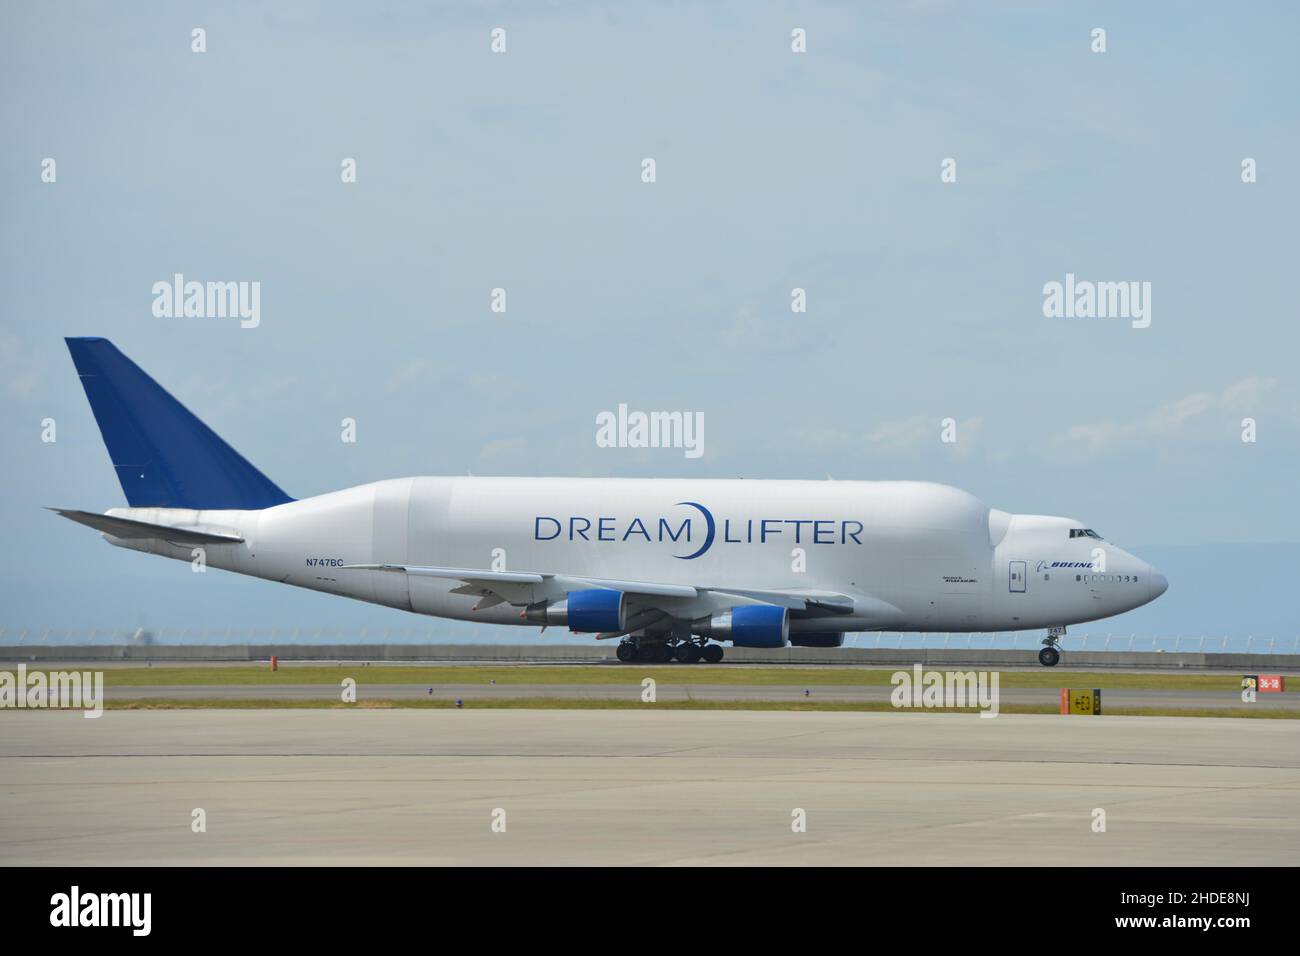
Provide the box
[53,337,1168,667]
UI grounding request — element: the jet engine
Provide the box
[693,604,789,648]
[524,588,626,632]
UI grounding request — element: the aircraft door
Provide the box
[1009,560,1027,593]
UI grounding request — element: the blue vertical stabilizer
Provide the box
[64,337,293,510]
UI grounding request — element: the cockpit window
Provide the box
[1069,528,1102,539]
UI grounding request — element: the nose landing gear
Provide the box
[1038,626,1065,667]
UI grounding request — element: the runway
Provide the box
[2,709,1297,865]
[91,682,1300,711]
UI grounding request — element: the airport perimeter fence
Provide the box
[1,627,1297,655]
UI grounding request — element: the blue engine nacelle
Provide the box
[524,588,626,632]
[693,604,789,648]
[790,632,845,648]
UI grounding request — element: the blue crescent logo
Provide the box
[674,501,715,560]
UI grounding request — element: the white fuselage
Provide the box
[100,477,1167,635]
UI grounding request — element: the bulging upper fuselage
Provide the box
[102,477,1167,634]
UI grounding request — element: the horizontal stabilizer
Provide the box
[50,508,244,545]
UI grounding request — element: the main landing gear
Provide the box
[1038,627,1065,667]
[615,637,725,664]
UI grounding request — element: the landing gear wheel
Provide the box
[616,642,636,663]
[676,643,701,664]
[701,644,724,664]
[1038,646,1060,667]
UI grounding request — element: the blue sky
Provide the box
[2,2,1296,641]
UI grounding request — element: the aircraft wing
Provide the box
[341,563,862,619]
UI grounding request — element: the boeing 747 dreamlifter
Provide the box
[54,338,1167,665]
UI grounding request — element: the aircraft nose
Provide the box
[1147,568,1168,600]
